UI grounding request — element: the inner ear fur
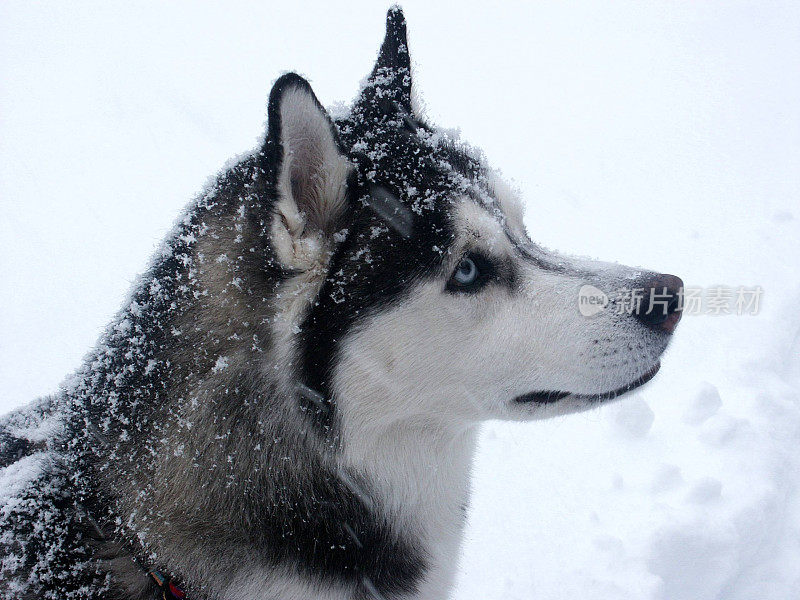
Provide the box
[267,74,351,270]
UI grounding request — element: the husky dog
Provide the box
[0,7,682,600]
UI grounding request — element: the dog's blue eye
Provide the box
[447,252,497,293]
[453,257,478,285]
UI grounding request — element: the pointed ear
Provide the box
[266,73,351,271]
[365,6,413,113]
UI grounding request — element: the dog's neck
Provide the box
[338,410,479,597]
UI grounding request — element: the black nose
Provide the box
[633,274,684,333]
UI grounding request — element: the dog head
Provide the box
[264,8,682,430]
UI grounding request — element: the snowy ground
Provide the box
[2,2,799,598]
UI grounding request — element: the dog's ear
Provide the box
[266,73,351,271]
[364,6,413,113]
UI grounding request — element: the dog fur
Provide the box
[0,8,681,600]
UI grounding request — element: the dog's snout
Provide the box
[633,274,684,333]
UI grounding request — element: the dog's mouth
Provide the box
[514,362,661,404]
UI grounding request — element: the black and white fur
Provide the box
[0,8,681,600]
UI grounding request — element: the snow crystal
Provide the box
[0,453,47,508]
[212,356,229,372]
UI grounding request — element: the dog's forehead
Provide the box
[455,197,506,241]
[335,105,527,256]
[337,107,474,198]
[452,170,527,248]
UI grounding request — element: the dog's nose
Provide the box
[633,274,684,333]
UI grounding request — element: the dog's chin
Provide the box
[513,362,661,405]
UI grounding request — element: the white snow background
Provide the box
[1,1,799,598]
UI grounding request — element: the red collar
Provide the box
[149,571,187,600]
